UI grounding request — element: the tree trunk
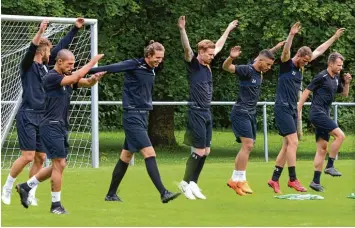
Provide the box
[148,105,177,147]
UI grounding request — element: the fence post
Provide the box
[334,105,339,160]
[263,104,268,162]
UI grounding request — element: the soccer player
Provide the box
[87,41,181,204]
[223,46,275,196]
[177,15,238,200]
[16,49,105,214]
[298,52,352,192]
[267,22,345,194]
[2,18,85,206]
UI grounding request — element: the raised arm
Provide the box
[49,18,85,65]
[222,46,241,73]
[311,28,345,61]
[20,20,48,72]
[177,16,194,62]
[341,73,352,97]
[269,40,286,54]
[297,88,311,119]
[60,54,104,86]
[281,22,301,62]
[78,72,106,88]
[88,59,138,74]
[214,20,238,56]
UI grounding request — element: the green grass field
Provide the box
[1,131,355,226]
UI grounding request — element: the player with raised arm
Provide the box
[223,46,275,195]
[298,52,352,192]
[177,15,239,200]
[88,41,181,204]
[268,22,345,194]
[2,18,85,206]
[16,50,105,214]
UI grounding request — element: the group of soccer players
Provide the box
[1,16,352,214]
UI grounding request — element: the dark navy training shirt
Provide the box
[41,69,73,128]
[275,59,303,109]
[88,58,155,110]
[18,26,79,112]
[186,56,212,109]
[307,70,344,114]
[234,64,262,114]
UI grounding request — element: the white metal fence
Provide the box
[93,101,354,164]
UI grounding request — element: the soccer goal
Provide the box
[1,15,100,169]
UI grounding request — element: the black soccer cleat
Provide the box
[324,167,342,177]
[161,190,181,204]
[16,184,30,209]
[105,194,123,202]
[50,205,69,214]
[309,182,324,192]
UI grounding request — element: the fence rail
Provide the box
[1,100,353,164]
[95,101,355,162]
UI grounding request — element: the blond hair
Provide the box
[144,40,165,57]
[197,39,215,52]
[297,46,312,58]
[36,37,52,53]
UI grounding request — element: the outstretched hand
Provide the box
[91,71,106,82]
[344,73,352,84]
[75,17,85,29]
[290,22,301,35]
[227,20,239,32]
[230,46,241,59]
[39,19,49,34]
[177,16,186,30]
[334,28,345,40]
[275,40,287,49]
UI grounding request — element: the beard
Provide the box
[42,56,49,65]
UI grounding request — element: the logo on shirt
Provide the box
[252,79,256,84]
[138,64,148,69]
[292,71,296,75]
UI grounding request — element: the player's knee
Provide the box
[319,147,327,155]
[288,138,298,148]
[52,158,66,170]
[120,150,134,163]
[337,130,345,142]
[20,152,35,163]
[34,153,46,164]
[243,142,254,153]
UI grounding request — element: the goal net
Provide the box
[1,15,98,169]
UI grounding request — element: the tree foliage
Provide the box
[2,0,355,146]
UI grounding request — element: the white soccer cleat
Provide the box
[2,187,12,205]
[189,181,206,200]
[28,195,38,206]
[178,180,196,200]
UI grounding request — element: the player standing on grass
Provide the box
[87,41,181,204]
[267,22,345,194]
[223,47,275,196]
[177,15,238,200]
[2,18,85,206]
[298,52,352,192]
[16,49,105,214]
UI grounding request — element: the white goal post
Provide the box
[0,15,100,168]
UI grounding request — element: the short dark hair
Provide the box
[259,49,275,60]
[328,52,344,64]
[144,40,165,57]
